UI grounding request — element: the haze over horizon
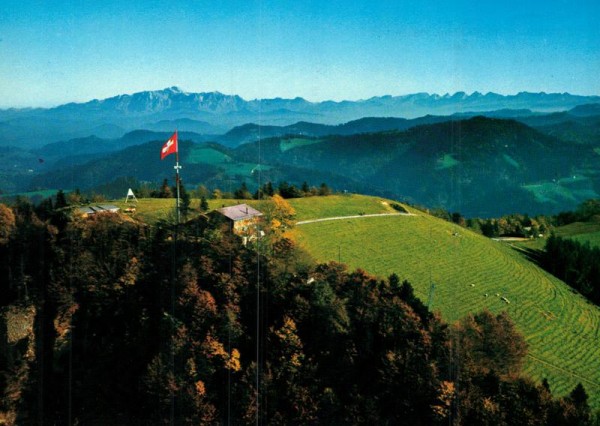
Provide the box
[1,0,598,108]
[5,86,600,112]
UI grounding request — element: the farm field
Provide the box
[570,230,600,248]
[290,198,600,407]
[522,177,598,205]
[517,220,600,250]
[186,145,272,176]
[280,137,322,152]
[550,221,600,249]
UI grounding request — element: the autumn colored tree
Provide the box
[0,203,15,245]
[261,194,296,235]
[454,310,528,378]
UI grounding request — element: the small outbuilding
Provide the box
[77,204,120,217]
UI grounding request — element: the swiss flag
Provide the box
[160,131,178,160]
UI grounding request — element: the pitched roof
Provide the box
[78,204,120,214]
[96,204,120,212]
[216,204,262,221]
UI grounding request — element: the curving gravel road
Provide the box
[296,212,416,226]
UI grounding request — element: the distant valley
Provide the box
[1,88,600,217]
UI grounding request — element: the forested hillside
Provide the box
[235,116,597,216]
[0,199,595,424]
[9,115,600,217]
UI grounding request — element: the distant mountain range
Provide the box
[2,87,600,217]
[2,87,600,148]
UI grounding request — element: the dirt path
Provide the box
[296,212,416,226]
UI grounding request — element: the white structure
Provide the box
[125,188,138,203]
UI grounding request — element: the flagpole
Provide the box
[160,129,181,422]
[174,130,181,224]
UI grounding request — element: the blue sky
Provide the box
[0,0,598,107]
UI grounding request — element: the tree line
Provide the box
[417,198,600,239]
[0,198,597,424]
[540,234,600,306]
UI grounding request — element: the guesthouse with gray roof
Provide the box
[211,204,263,238]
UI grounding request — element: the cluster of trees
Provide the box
[80,176,304,204]
[470,214,551,238]
[554,199,600,226]
[409,205,552,239]
[165,180,332,202]
[219,181,333,201]
[444,199,600,239]
[257,181,333,199]
[541,235,600,306]
[0,199,597,424]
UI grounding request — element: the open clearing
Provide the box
[280,137,323,152]
[185,145,272,177]
[289,197,600,407]
[517,220,600,251]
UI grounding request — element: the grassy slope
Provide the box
[518,221,600,251]
[291,194,395,219]
[571,231,600,247]
[550,221,600,249]
[107,196,600,406]
[112,195,390,224]
[280,138,323,152]
[288,196,600,406]
[112,198,178,223]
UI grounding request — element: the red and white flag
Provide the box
[160,131,178,160]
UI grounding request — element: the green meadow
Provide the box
[570,230,600,247]
[523,176,598,204]
[517,220,600,251]
[280,137,322,152]
[290,194,395,219]
[185,145,272,176]
[289,197,600,406]
[551,221,600,248]
[113,198,180,223]
[435,153,460,170]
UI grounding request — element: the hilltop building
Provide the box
[211,203,263,243]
